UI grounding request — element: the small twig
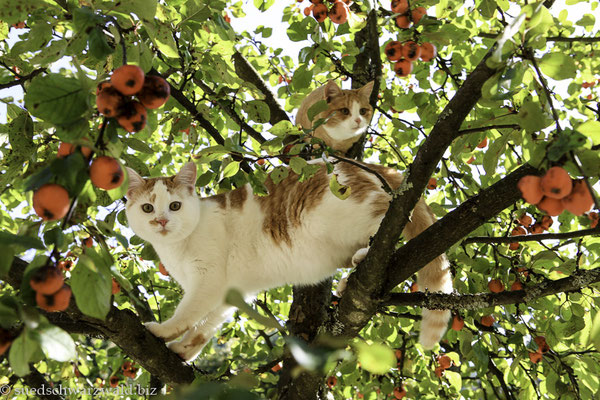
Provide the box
[329,154,394,194]
[457,124,521,136]
[463,226,600,245]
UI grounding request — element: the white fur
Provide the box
[126,160,451,360]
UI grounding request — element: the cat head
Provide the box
[125,162,199,244]
[319,80,374,142]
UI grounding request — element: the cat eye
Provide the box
[169,201,182,211]
[141,204,154,213]
[360,108,370,116]
[340,107,350,115]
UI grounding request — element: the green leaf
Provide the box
[87,27,114,60]
[36,324,76,362]
[9,329,39,376]
[245,100,270,123]
[24,74,91,126]
[225,288,282,330]
[329,174,351,200]
[538,53,577,81]
[0,296,19,328]
[287,19,313,42]
[576,121,600,145]
[445,370,462,391]
[269,120,296,137]
[478,0,497,18]
[270,166,289,185]
[547,129,587,161]
[221,161,240,179]
[588,311,600,351]
[289,157,307,174]
[109,0,157,21]
[0,245,15,278]
[70,253,112,320]
[123,137,154,154]
[483,129,516,175]
[143,20,179,59]
[307,100,328,122]
[354,341,395,375]
[0,231,45,250]
[518,99,552,134]
[292,66,313,91]
[489,10,527,65]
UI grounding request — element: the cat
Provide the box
[296,80,374,153]
[125,160,453,361]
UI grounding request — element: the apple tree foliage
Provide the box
[0,0,600,399]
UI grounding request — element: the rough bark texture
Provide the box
[332,48,501,343]
[275,281,332,400]
[386,265,600,309]
[6,258,195,386]
[232,51,291,126]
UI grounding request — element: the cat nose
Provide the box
[156,218,168,227]
[354,118,361,124]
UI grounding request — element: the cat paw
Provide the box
[167,340,205,362]
[144,321,182,342]
[335,276,348,298]
[351,247,369,267]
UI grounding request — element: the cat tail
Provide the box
[403,198,453,349]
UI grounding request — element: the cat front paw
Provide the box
[168,340,206,362]
[351,247,369,267]
[144,321,182,342]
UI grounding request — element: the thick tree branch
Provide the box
[385,265,600,310]
[21,366,65,400]
[279,10,384,399]
[346,9,383,159]
[192,77,266,144]
[334,48,502,338]
[275,281,332,400]
[385,164,539,291]
[232,51,290,126]
[6,258,195,386]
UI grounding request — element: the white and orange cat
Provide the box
[125,160,452,361]
[296,80,374,152]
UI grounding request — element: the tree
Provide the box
[0,0,599,398]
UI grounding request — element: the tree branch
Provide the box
[457,124,521,136]
[6,258,195,385]
[0,68,46,90]
[463,226,600,244]
[21,366,65,400]
[231,51,291,126]
[192,77,266,144]
[385,265,600,310]
[478,32,600,43]
[334,48,503,338]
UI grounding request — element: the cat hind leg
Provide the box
[335,247,369,297]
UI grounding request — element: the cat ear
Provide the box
[125,167,145,198]
[358,81,375,98]
[174,162,197,193]
[324,80,343,102]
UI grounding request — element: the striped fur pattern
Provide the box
[125,160,452,361]
[296,80,374,152]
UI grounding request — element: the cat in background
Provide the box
[125,160,452,361]
[296,80,374,153]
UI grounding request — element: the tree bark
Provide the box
[6,258,195,386]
